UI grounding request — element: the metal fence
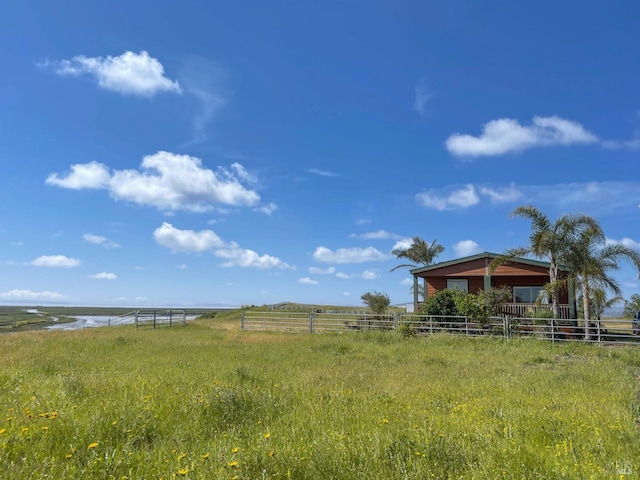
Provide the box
[241,310,640,345]
[134,309,187,328]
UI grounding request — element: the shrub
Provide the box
[421,289,461,316]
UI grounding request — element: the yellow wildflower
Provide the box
[201,453,209,460]
[227,461,239,468]
[263,432,271,439]
[232,447,240,453]
[88,442,99,449]
[177,468,189,476]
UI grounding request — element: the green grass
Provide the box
[1,314,639,479]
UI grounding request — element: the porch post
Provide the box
[413,275,419,312]
[568,280,576,320]
[483,275,492,291]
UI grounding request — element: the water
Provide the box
[47,316,116,331]
[46,314,197,331]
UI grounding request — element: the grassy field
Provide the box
[1,311,639,479]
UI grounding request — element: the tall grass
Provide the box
[1,316,639,478]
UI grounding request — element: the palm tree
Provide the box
[391,237,444,301]
[390,237,444,272]
[490,206,599,319]
[565,225,640,340]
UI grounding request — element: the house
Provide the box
[409,252,575,319]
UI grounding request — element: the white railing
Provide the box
[241,311,640,345]
[501,303,571,319]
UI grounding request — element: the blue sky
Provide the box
[1,1,639,308]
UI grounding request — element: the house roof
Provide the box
[409,251,569,276]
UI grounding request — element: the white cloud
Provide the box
[153,222,223,253]
[343,291,351,296]
[414,181,640,213]
[89,272,117,280]
[153,222,292,270]
[308,266,336,274]
[453,240,481,257]
[48,151,261,212]
[350,230,400,240]
[479,185,523,204]
[602,132,640,151]
[48,50,182,96]
[400,278,413,286]
[361,270,379,280]
[179,56,227,144]
[214,243,293,270]
[313,246,389,264]
[308,168,339,177]
[254,202,278,215]
[177,264,188,270]
[336,270,379,280]
[46,161,110,189]
[392,238,414,251]
[606,237,640,251]
[10,241,24,246]
[298,277,319,285]
[83,233,121,249]
[0,289,66,301]
[413,78,432,116]
[446,115,599,157]
[31,255,80,268]
[355,218,371,225]
[416,185,480,210]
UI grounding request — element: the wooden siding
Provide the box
[425,277,485,298]
[418,258,489,278]
[492,263,548,276]
[415,258,550,278]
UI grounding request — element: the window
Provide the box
[513,286,547,304]
[447,279,468,293]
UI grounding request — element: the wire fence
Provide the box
[241,311,640,346]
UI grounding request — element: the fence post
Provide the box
[169,310,172,326]
[551,318,555,343]
[309,313,314,334]
[241,310,245,330]
[394,313,399,330]
[153,311,156,329]
[503,316,509,340]
[135,310,139,329]
[465,316,469,337]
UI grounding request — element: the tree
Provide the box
[577,288,622,321]
[565,225,640,340]
[391,237,444,301]
[390,237,445,272]
[361,291,390,315]
[623,294,640,318]
[490,206,599,319]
